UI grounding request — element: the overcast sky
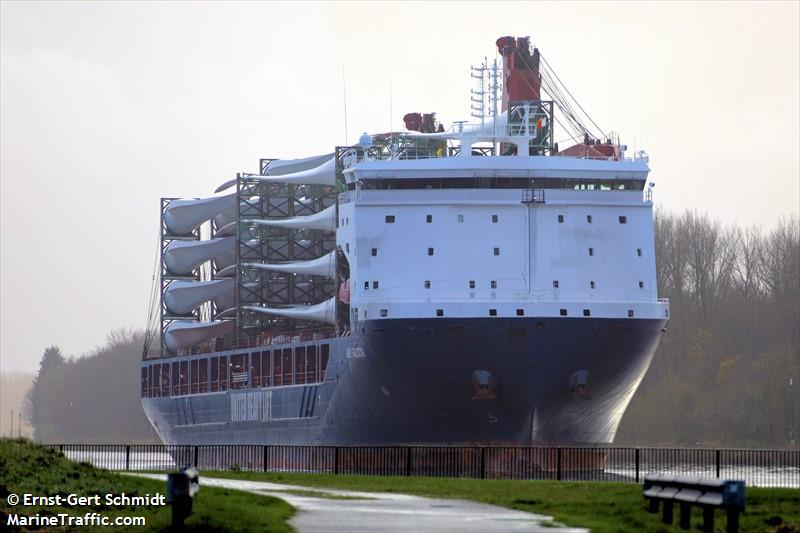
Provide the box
[1,1,798,373]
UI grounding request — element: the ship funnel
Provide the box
[244,296,336,324]
[164,278,235,315]
[248,205,336,232]
[243,250,336,278]
[163,320,234,353]
[266,153,334,176]
[164,193,237,235]
[256,157,336,186]
[164,237,234,275]
[496,35,541,111]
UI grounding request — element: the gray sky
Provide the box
[1,1,798,373]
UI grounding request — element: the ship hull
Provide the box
[142,317,665,445]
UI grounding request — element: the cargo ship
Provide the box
[140,36,669,446]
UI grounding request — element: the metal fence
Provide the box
[43,444,799,488]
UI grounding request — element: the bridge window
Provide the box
[560,309,568,316]
[587,215,593,223]
[583,309,591,317]
[219,356,228,391]
[639,281,644,289]
[590,281,596,289]
[161,364,170,397]
[558,214,564,223]
[492,214,498,223]
[637,248,642,257]
[364,281,369,290]
[516,309,524,316]
[307,346,318,383]
[493,247,500,256]
[489,309,497,316]
[198,359,208,393]
[589,247,594,256]
[371,247,378,256]
[385,215,395,223]
[426,214,432,223]
[428,247,434,256]
[491,280,497,289]
[251,354,260,388]
[628,309,635,317]
[295,347,307,385]
[261,350,271,387]
[180,360,189,394]
[230,354,247,390]
[172,361,179,395]
[436,309,444,317]
[424,280,431,289]
[380,309,388,317]
[140,368,147,398]
[320,344,330,380]
[469,280,475,289]
[553,280,559,288]
[273,352,283,386]
[282,349,292,386]
[210,357,218,392]
[373,281,379,289]
[619,215,627,224]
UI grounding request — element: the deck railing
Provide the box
[41,444,799,488]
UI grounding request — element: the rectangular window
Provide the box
[560,309,568,316]
[210,358,218,392]
[320,344,330,380]
[380,309,388,317]
[489,309,497,316]
[583,309,591,317]
[428,247,434,256]
[619,215,627,224]
[140,368,147,398]
[385,215,395,223]
[589,247,594,256]
[558,214,564,223]
[639,281,644,289]
[637,248,642,257]
[345,242,350,253]
[553,280,559,288]
[426,214,432,223]
[457,214,464,223]
[230,353,246,390]
[491,280,497,289]
[161,364,170,397]
[180,361,189,395]
[282,349,293,386]
[590,281,596,289]
[261,350,271,387]
[469,280,475,289]
[171,361,179,396]
[516,309,524,316]
[198,359,208,393]
[251,352,260,388]
[307,346,318,383]
[295,347,307,385]
[273,351,283,386]
[191,359,199,394]
[627,309,635,317]
[218,356,227,391]
[372,281,379,289]
[493,247,500,255]
[151,364,159,397]
[424,280,431,289]
[364,281,369,290]
[587,215,593,223]
[492,214,498,223]
[436,309,444,317]
[371,248,377,256]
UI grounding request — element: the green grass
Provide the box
[0,439,294,532]
[201,470,800,533]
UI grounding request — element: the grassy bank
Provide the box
[202,471,799,533]
[0,439,293,532]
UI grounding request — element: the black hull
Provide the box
[142,317,665,445]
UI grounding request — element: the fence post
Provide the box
[715,449,720,478]
[263,445,268,473]
[480,447,486,480]
[405,446,412,476]
[125,445,131,471]
[635,448,640,483]
[556,447,562,481]
[334,446,340,475]
[194,445,199,468]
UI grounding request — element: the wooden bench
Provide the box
[643,474,745,532]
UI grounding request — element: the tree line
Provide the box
[23,210,800,447]
[617,211,799,448]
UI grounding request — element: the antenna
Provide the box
[342,62,349,145]
[389,75,393,132]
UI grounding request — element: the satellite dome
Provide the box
[358,132,373,147]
